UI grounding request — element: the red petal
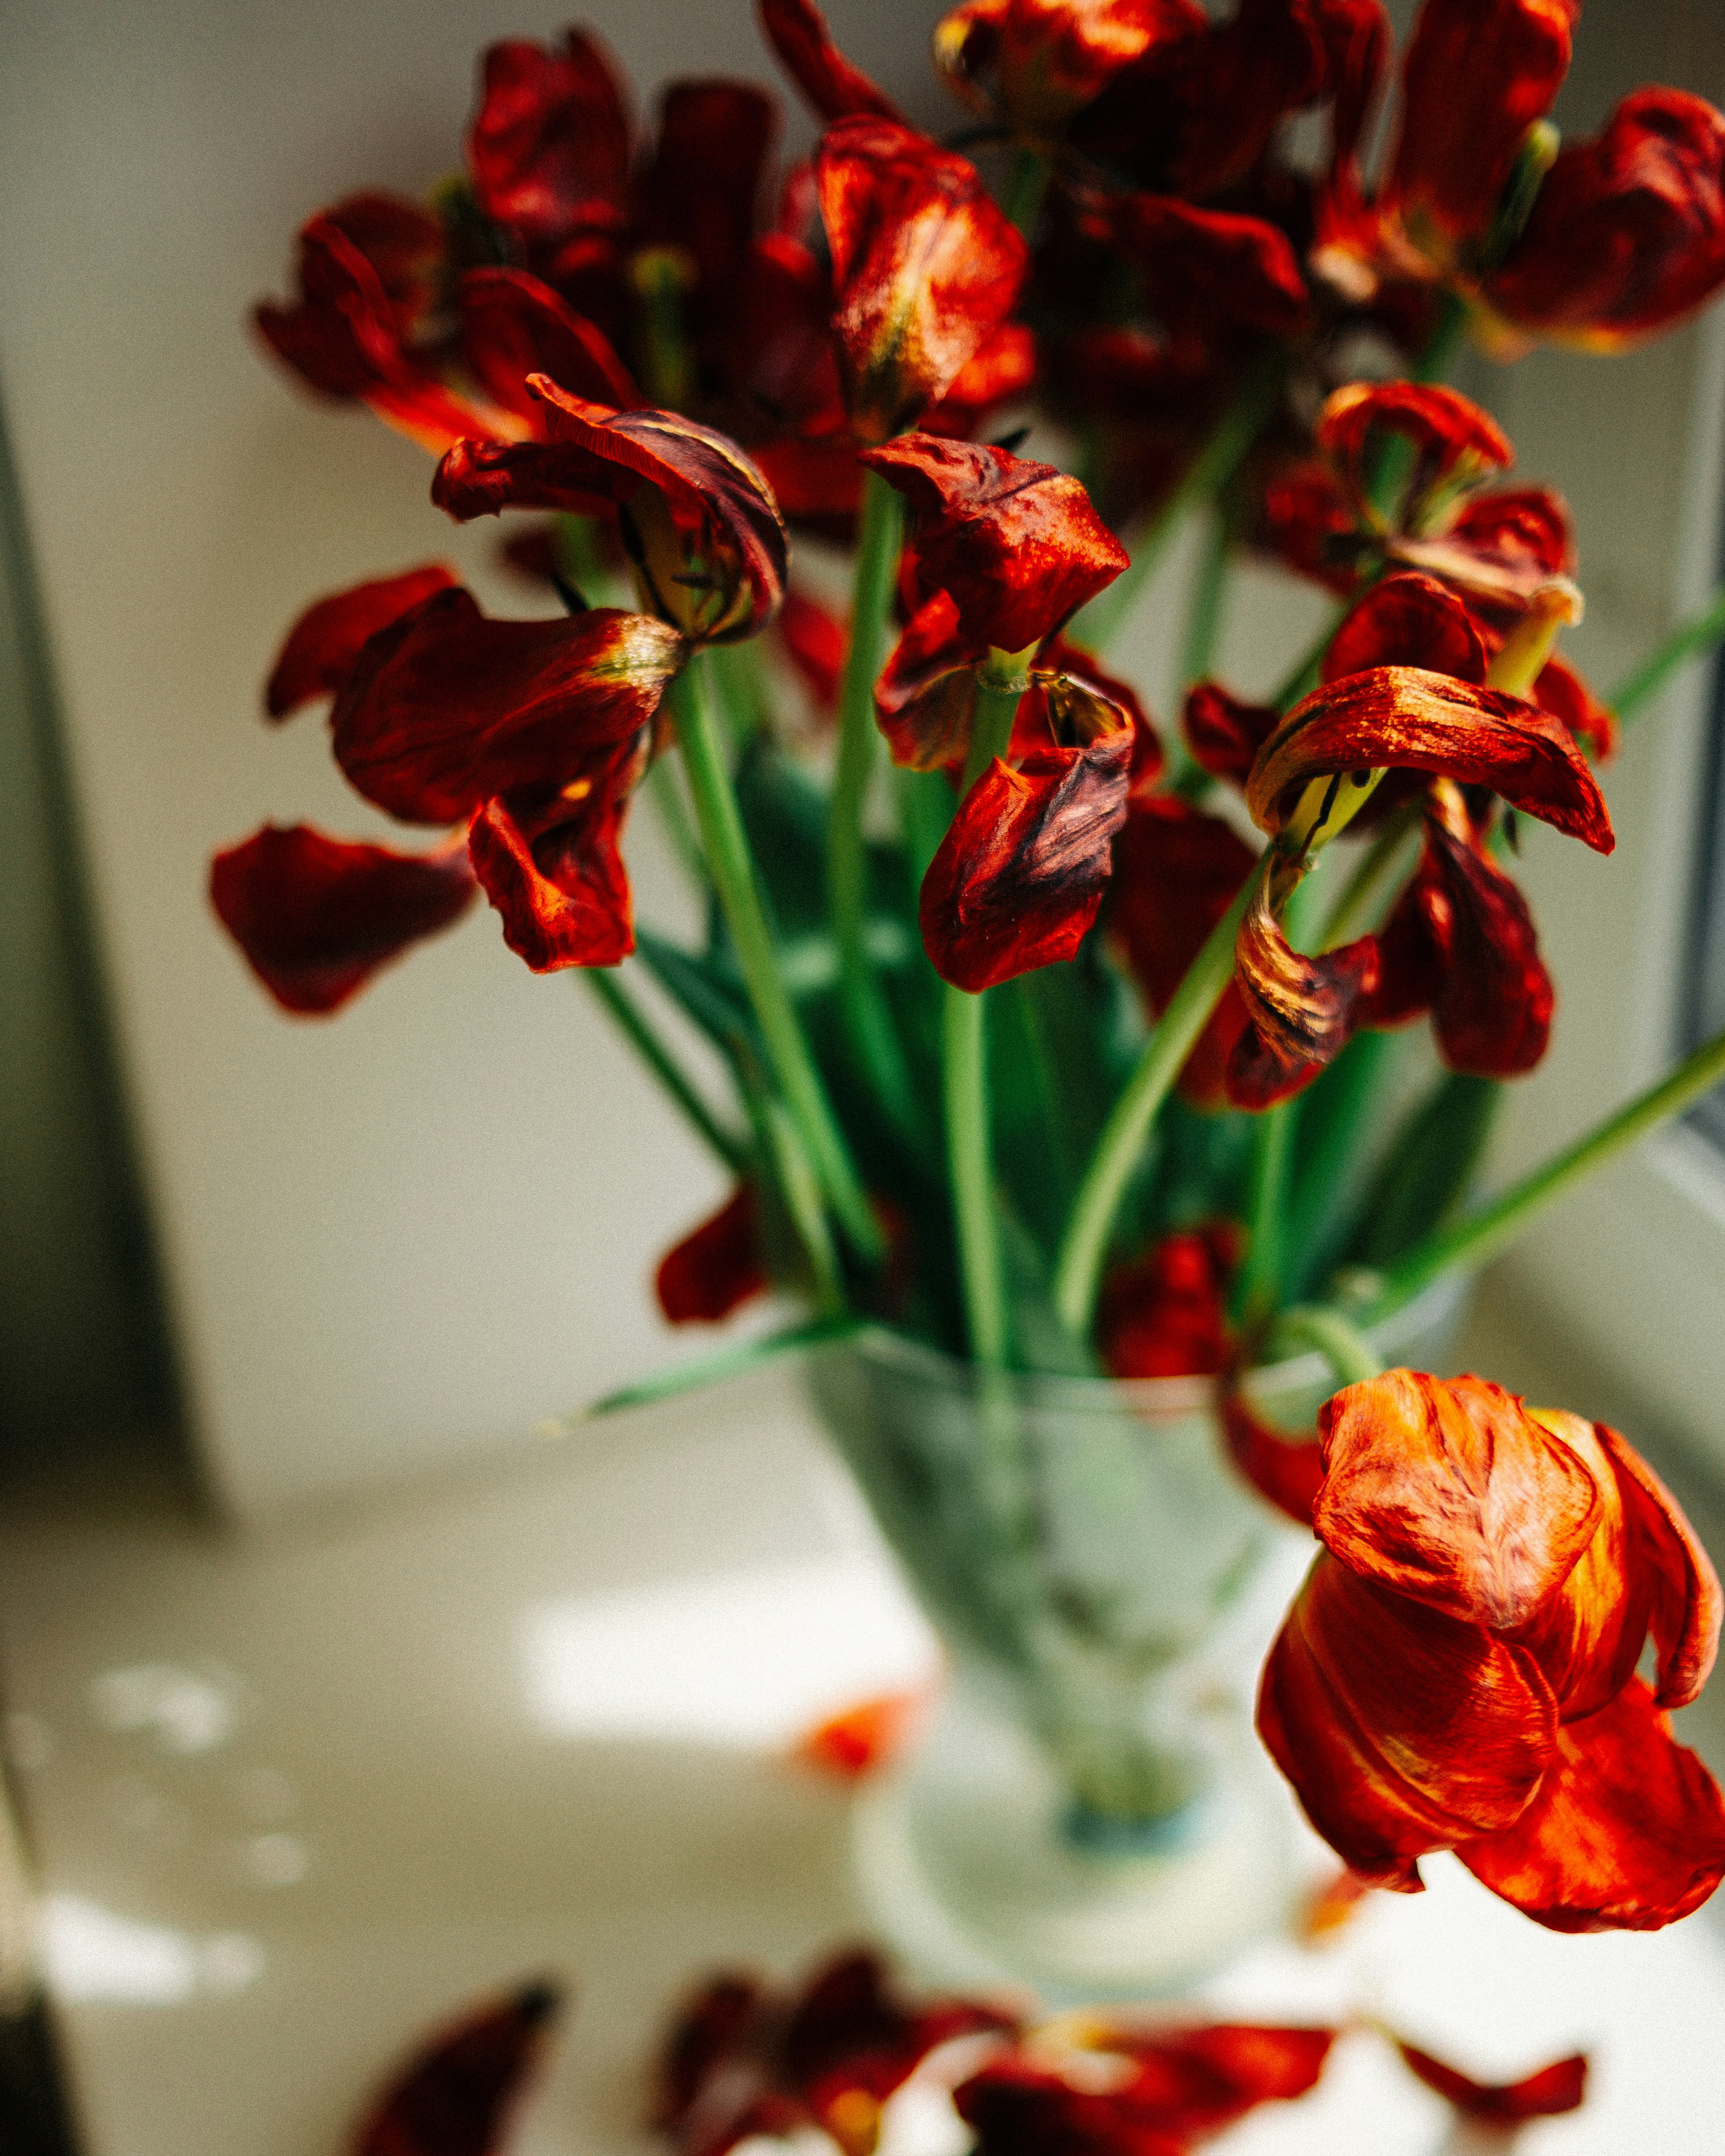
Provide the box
[1038,638,1162,793]
[1534,653,1617,764]
[1486,88,1725,348]
[862,434,1126,653]
[1460,1677,1725,1931]
[875,592,987,771]
[1313,1372,1603,1631]
[1321,572,1487,686]
[209,825,476,1016]
[919,733,1132,991]
[954,2054,1191,2156]
[817,120,1028,443]
[634,81,780,302]
[792,1691,928,1780]
[1447,486,1575,586]
[265,565,459,720]
[331,589,684,824]
[726,235,847,441]
[1247,667,1613,853]
[1260,457,1361,595]
[1357,868,1445,1033]
[758,0,904,123]
[654,1185,768,1323]
[1256,1555,1558,1884]
[1221,1386,1325,1529]
[1317,381,1513,525]
[1393,2040,1587,2123]
[435,388,788,643]
[467,739,644,973]
[775,588,848,715]
[1094,191,1311,335]
[1098,1226,1238,1381]
[1183,681,1280,786]
[465,30,632,246]
[355,1980,564,2156]
[1388,0,1575,253]
[318,191,448,334]
[1116,2022,1335,2134]
[1417,787,1554,1075]
[460,268,639,419]
[1226,870,1379,1110]
[933,0,1206,136]
[1596,1423,1723,1709]
[921,322,1038,435]
[750,436,864,532]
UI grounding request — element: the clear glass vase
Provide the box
[803,1274,1466,2000]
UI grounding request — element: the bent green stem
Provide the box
[1609,586,1725,725]
[1054,854,1271,1338]
[1072,355,1285,654]
[829,469,913,1134]
[583,967,746,1173]
[671,658,884,1262]
[1360,1024,1725,1324]
[1274,1303,1385,1388]
[943,682,1024,1367]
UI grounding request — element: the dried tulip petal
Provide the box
[459,267,639,418]
[1183,682,1280,786]
[1316,382,1513,526]
[1417,789,1554,1075]
[1392,2039,1587,2123]
[1098,1226,1238,1381]
[1094,191,1311,335]
[654,1185,768,1323]
[757,0,904,123]
[352,1979,564,2156]
[1226,870,1380,1109]
[1221,1386,1325,1529]
[1595,1424,1723,1708]
[265,565,460,720]
[468,735,645,972]
[875,592,988,771]
[1534,654,1617,763]
[633,81,779,302]
[1321,572,1487,686]
[466,30,632,247]
[932,0,1207,138]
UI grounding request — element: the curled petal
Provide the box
[331,588,684,824]
[875,592,987,771]
[1246,667,1613,852]
[920,733,1132,990]
[1387,0,1574,256]
[1596,1423,1723,1709]
[862,434,1126,652]
[817,120,1028,443]
[264,565,459,720]
[1036,638,1161,791]
[654,1185,768,1323]
[1313,1371,1603,1632]
[1316,381,1512,527]
[922,322,1038,435]
[435,383,788,642]
[757,0,904,122]
[1098,1225,1239,1382]
[1416,786,1554,1075]
[1321,572,1487,686]
[1535,654,1617,764]
[1459,1676,1725,1931]
[210,824,476,1015]
[460,268,639,418]
[353,1979,564,2156]
[1392,2041,1586,2123]
[1486,88,1725,349]
[1256,1555,1558,1886]
[1093,191,1311,335]
[1446,485,1574,585]
[1221,1384,1324,1529]
[467,736,645,972]
[1184,681,1281,786]
[932,0,1206,138]
[1226,870,1379,1110]
[465,30,632,246]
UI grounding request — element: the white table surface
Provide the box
[2,1349,1724,2156]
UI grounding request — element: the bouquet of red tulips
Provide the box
[215,0,1725,1939]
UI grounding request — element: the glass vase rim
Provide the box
[832,1269,1466,1417]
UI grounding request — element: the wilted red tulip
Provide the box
[264,564,460,721]
[1226,856,1380,1109]
[1258,1370,1725,1930]
[816,119,1028,443]
[757,0,903,124]
[655,1186,770,1324]
[954,2017,1335,2154]
[933,0,1208,145]
[1391,2035,1588,2125]
[353,1978,565,2156]
[210,825,478,1016]
[1098,1225,1239,1380]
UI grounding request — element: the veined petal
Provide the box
[817,120,1028,443]
[1485,88,1725,349]
[757,0,904,122]
[1226,868,1379,1110]
[465,29,633,246]
[1321,572,1487,685]
[435,383,788,641]
[1459,1677,1725,1931]
[1596,1423,1723,1709]
[862,435,1126,653]
[875,592,988,771]
[460,268,640,419]
[331,588,684,824]
[655,1185,769,1323]
[1416,783,1554,1075]
[209,824,476,1015]
[1256,1555,1558,1884]
[264,565,459,720]
[1316,381,1512,528]
[1314,1371,1603,1631]
[467,734,645,971]
[1246,667,1613,852]
[920,733,1132,990]
[1387,0,1575,256]
[1392,2041,1586,2124]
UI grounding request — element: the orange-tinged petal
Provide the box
[757,0,904,123]
[1596,1422,1723,1709]
[1321,571,1486,686]
[1256,1555,1557,1885]
[933,0,1206,138]
[354,1978,565,2156]
[1221,1384,1324,1529]
[817,119,1028,443]
[459,267,640,419]
[791,1690,930,1780]
[1316,381,1511,527]
[654,1185,768,1323]
[920,733,1132,990]
[875,592,987,772]
[1226,868,1379,1109]
[1392,2039,1586,2123]
[467,737,645,973]
[265,565,460,720]
[1246,666,1613,852]
[1314,1372,1603,1632]
[1459,1676,1725,1932]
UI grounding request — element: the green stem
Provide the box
[1320,798,1423,949]
[583,967,746,1173]
[829,469,913,1133]
[670,659,884,1261]
[579,1315,866,1422]
[1609,586,1725,724]
[1362,1025,1725,1324]
[1072,355,1284,653]
[1232,1102,1296,1326]
[1179,504,1233,689]
[1273,1304,1385,1387]
[943,682,1023,1367]
[647,755,707,889]
[707,639,772,746]
[1268,599,1350,713]
[1054,854,1270,1338]
[1281,1030,1400,1301]
[1002,146,1051,235]
[1413,289,1468,387]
